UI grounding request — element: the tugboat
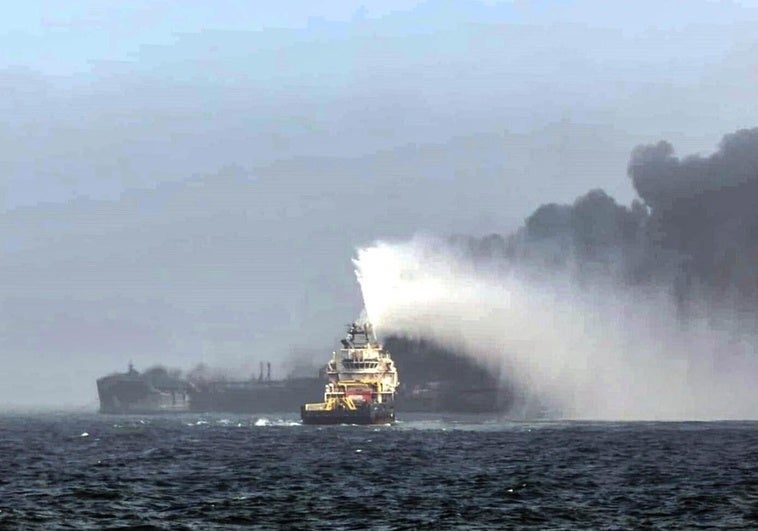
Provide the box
[301,321,398,425]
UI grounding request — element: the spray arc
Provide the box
[352,237,758,420]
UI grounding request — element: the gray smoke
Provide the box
[629,128,758,208]
[627,128,758,318]
[358,127,758,419]
[459,127,758,319]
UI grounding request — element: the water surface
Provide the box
[1,413,756,529]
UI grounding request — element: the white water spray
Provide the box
[353,236,758,420]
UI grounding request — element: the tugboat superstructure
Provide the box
[301,322,398,425]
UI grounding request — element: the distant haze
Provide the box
[3,1,758,408]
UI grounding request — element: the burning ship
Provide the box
[386,336,513,413]
[96,361,323,414]
[187,362,323,413]
[96,363,191,414]
[96,327,510,416]
[301,321,398,425]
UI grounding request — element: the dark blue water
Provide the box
[1,413,756,529]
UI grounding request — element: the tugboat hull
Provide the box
[301,402,395,425]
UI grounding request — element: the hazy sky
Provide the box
[3,0,758,407]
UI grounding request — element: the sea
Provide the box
[1,413,756,530]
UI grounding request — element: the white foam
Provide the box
[354,237,758,420]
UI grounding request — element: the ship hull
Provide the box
[97,381,190,414]
[188,378,324,413]
[300,402,395,425]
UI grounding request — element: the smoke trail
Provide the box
[629,127,758,209]
[627,128,758,314]
[354,236,758,420]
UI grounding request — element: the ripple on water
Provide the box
[0,414,756,529]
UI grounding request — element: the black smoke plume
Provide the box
[380,127,758,416]
[453,126,758,319]
[628,128,758,312]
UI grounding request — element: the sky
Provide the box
[3,0,758,407]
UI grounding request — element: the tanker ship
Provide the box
[96,361,323,414]
[187,362,324,413]
[97,363,191,414]
[301,321,398,425]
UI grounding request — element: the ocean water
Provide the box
[1,413,756,530]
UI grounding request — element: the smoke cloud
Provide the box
[629,128,758,208]
[628,128,758,316]
[354,238,758,420]
[354,127,758,420]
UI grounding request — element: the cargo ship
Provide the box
[96,336,511,415]
[187,362,324,413]
[301,321,398,425]
[96,363,191,414]
[96,361,323,414]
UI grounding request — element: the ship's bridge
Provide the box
[341,360,379,370]
[340,322,379,349]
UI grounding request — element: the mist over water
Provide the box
[354,237,758,420]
